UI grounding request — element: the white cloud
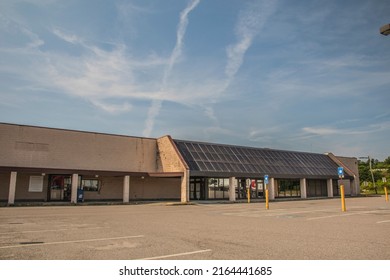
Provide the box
[203,106,219,125]
[203,126,238,140]
[225,36,252,80]
[143,99,162,137]
[225,1,278,84]
[1,0,279,128]
[117,1,156,15]
[369,121,390,132]
[202,0,278,138]
[91,100,132,114]
[1,23,222,116]
[302,126,342,136]
[52,27,84,45]
[0,12,44,51]
[261,53,390,111]
[23,28,44,49]
[302,121,390,137]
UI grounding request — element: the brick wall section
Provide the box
[157,136,189,202]
[156,135,188,173]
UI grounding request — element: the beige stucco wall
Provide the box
[0,124,186,202]
[0,172,49,201]
[129,177,181,199]
[83,176,123,200]
[0,123,158,173]
[83,176,180,200]
[0,173,181,201]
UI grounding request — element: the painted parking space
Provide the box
[0,235,144,250]
[0,196,389,260]
[199,197,390,223]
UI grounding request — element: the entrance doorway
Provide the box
[48,175,72,201]
[237,178,265,199]
[190,177,206,200]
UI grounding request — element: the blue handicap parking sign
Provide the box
[338,167,344,177]
[264,175,269,184]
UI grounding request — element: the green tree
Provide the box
[359,156,390,194]
[358,163,371,182]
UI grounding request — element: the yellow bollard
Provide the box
[385,186,389,202]
[340,185,346,212]
[265,189,269,210]
[247,188,250,203]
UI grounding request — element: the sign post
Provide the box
[264,175,269,210]
[338,167,346,212]
[383,177,388,202]
[246,178,251,204]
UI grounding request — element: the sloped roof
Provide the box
[174,139,344,179]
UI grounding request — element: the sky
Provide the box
[0,0,389,161]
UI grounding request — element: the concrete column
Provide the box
[123,175,130,203]
[8,171,17,205]
[71,173,79,204]
[229,177,236,202]
[269,177,275,200]
[327,178,333,197]
[300,178,307,199]
[181,170,190,203]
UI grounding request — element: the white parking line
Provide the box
[376,220,390,224]
[307,210,386,221]
[222,207,343,218]
[221,205,368,218]
[0,235,144,249]
[265,207,339,217]
[140,249,212,260]
[0,227,107,235]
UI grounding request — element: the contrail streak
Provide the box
[143,0,200,137]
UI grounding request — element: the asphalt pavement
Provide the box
[0,196,389,260]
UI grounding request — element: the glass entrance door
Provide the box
[237,178,264,199]
[49,175,72,201]
[190,178,205,200]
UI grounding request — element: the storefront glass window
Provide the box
[82,179,99,191]
[207,178,229,199]
[277,180,301,197]
[236,178,264,199]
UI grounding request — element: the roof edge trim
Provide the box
[325,153,356,177]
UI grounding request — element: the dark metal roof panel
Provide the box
[174,139,343,178]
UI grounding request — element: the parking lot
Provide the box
[0,196,389,260]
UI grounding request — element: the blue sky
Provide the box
[0,0,389,161]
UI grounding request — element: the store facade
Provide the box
[0,123,359,205]
[174,139,360,202]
